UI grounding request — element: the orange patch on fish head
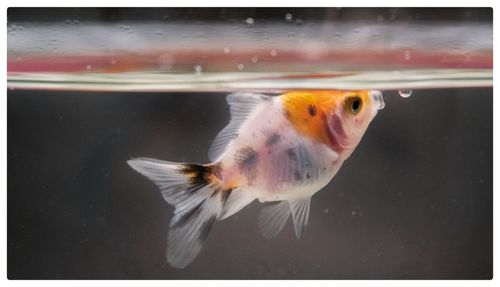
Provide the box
[282,90,383,151]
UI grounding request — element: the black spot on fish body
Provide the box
[306,172,312,179]
[265,133,281,147]
[235,147,259,184]
[235,147,259,167]
[308,104,317,116]
[287,148,297,161]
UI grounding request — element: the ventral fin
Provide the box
[208,92,272,162]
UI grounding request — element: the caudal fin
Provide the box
[127,157,230,268]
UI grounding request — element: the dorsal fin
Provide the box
[208,92,272,162]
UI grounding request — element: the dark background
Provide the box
[7,7,492,22]
[8,88,492,279]
[7,7,493,280]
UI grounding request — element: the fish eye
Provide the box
[346,96,362,115]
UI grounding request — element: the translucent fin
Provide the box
[258,201,291,239]
[218,187,255,220]
[168,188,224,268]
[208,92,272,161]
[127,158,190,205]
[127,158,227,268]
[289,197,311,239]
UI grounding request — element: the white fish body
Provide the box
[128,90,384,268]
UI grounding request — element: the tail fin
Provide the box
[127,157,229,268]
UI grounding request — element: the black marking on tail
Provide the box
[171,200,204,230]
[198,215,217,242]
[180,163,220,186]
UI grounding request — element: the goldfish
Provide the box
[128,90,384,268]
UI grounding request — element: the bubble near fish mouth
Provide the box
[370,90,385,110]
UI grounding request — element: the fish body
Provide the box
[128,90,384,268]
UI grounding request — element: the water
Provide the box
[7,8,492,279]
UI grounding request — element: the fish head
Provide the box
[324,90,384,151]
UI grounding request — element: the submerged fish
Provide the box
[128,90,385,268]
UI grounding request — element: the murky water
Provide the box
[7,8,492,279]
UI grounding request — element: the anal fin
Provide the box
[289,197,311,239]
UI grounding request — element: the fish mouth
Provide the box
[325,114,349,152]
[370,90,385,110]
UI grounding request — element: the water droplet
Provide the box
[155,30,163,35]
[398,89,413,98]
[223,46,231,54]
[270,49,278,57]
[285,13,293,22]
[65,20,71,24]
[86,65,92,70]
[73,20,80,25]
[245,17,254,26]
[323,209,329,214]
[194,65,203,74]
[237,64,244,70]
[295,18,303,25]
[351,210,357,215]
[251,56,258,63]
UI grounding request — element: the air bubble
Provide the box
[223,47,231,54]
[251,56,258,63]
[285,13,293,22]
[245,17,254,26]
[398,89,413,98]
[237,64,244,70]
[270,49,278,57]
[194,65,203,74]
